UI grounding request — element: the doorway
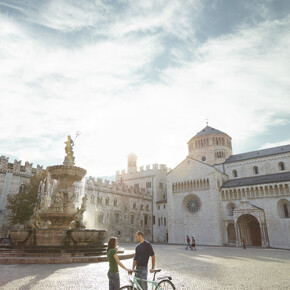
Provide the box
[237,214,262,246]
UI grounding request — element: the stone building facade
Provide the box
[0,156,42,236]
[167,126,290,249]
[78,177,153,242]
[116,153,170,243]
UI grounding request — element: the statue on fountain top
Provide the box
[63,135,75,166]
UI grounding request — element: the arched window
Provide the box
[253,166,259,175]
[105,197,109,205]
[227,203,235,216]
[140,204,144,210]
[232,170,238,178]
[146,204,149,211]
[114,198,118,206]
[277,199,290,218]
[279,162,285,171]
[133,202,136,209]
[283,204,289,218]
[98,196,102,205]
[98,212,104,223]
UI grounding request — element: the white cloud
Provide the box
[0,1,290,176]
[260,140,290,149]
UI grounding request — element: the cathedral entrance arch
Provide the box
[233,200,269,247]
[237,214,261,246]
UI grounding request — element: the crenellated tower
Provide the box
[127,153,137,173]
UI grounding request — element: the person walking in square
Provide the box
[242,237,247,249]
[191,236,196,251]
[185,235,192,250]
[132,231,155,290]
[107,237,131,290]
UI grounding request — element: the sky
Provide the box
[0,0,290,177]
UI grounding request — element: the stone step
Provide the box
[0,250,135,264]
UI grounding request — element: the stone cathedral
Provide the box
[166,126,290,249]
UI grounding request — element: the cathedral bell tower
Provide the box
[127,153,137,173]
[187,125,232,165]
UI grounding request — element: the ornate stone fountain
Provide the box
[1,135,123,263]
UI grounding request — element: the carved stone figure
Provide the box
[51,191,63,212]
[70,206,85,229]
[25,207,46,229]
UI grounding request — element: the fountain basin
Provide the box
[70,230,106,245]
[10,230,30,243]
[47,165,86,186]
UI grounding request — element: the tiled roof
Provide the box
[194,126,226,137]
[221,172,290,188]
[225,144,290,163]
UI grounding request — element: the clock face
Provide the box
[186,198,200,214]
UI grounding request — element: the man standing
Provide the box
[133,231,155,290]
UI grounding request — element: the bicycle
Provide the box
[119,268,176,290]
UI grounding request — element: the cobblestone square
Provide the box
[0,244,289,290]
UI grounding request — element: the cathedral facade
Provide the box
[167,126,290,249]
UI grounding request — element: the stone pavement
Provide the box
[0,244,289,290]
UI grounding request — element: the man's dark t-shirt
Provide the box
[134,241,154,267]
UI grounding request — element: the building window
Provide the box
[133,202,136,209]
[159,182,163,189]
[232,170,238,178]
[227,203,235,216]
[144,215,148,226]
[158,205,160,210]
[115,213,119,224]
[98,196,102,205]
[278,199,290,219]
[131,215,134,224]
[134,184,139,192]
[146,204,149,211]
[91,195,95,204]
[164,204,166,209]
[153,215,155,225]
[146,182,151,188]
[114,198,118,206]
[105,197,109,205]
[283,204,289,218]
[253,166,259,175]
[279,162,285,171]
[158,218,160,226]
[98,212,104,223]
[140,204,144,210]
[164,217,166,226]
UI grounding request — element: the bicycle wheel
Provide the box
[156,279,176,290]
[119,286,133,290]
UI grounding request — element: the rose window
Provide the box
[185,198,200,214]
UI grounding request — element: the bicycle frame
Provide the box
[131,273,162,290]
